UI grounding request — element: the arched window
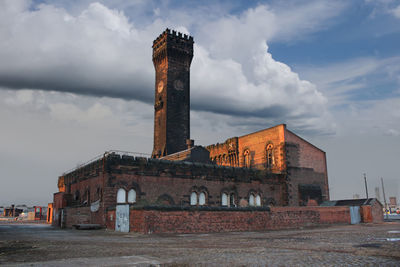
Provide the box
[117,188,126,203]
[266,144,274,168]
[255,195,261,206]
[199,192,206,205]
[243,149,250,168]
[190,192,197,206]
[128,189,136,203]
[249,194,255,206]
[221,193,228,206]
[230,193,236,207]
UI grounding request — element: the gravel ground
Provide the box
[0,222,399,266]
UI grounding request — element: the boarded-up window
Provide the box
[221,193,228,206]
[249,194,255,206]
[128,189,136,203]
[255,195,261,206]
[190,192,197,205]
[117,188,126,203]
[199,192,206,205]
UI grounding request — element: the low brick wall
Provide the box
[129,206,351,234]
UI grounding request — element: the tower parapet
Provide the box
[152,28,194,67]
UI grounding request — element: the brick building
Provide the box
[207,124,329,206]
[52,29,331,232]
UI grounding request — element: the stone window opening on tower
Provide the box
[266,144,274,169]
[117,188,126,204]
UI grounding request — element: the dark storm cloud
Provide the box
[0,74,154,103]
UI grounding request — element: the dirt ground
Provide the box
[0,222,399,266]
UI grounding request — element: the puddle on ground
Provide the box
[386,238,400,242]
[354,243,382,248]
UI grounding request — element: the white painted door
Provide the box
[115,204,130,232]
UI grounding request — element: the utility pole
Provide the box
[364,173,369,199]
[381,177,388,218]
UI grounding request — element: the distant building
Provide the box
[389,197,397,211]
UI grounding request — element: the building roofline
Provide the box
[285,129,326,153]
[238,124,286,139]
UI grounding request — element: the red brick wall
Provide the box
[69,176,103,206]
[106,210,116,230]
[284,129,327,173]
[53,192,66,209]
[129,206,350,234]
[316,206,350,224]
[284,129,329,204]
[63,206,105,228]
[105,173,284,208]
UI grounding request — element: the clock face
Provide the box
[157,81,164,93]
[174,80,184,91]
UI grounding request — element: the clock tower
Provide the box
[151,29,194,158]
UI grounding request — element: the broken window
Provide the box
[229,193,236,207]
[199,192,206,205]
[190,192,197,206]
[117,188,126,203]
[128,189,136,203]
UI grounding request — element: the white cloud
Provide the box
[297,56,400,107]
[392,5,400,18]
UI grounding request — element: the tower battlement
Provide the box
[152,28,194,47]
[152,28,194,65]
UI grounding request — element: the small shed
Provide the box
[321,198,383,223]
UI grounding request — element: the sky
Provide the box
[0,0,399,207]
